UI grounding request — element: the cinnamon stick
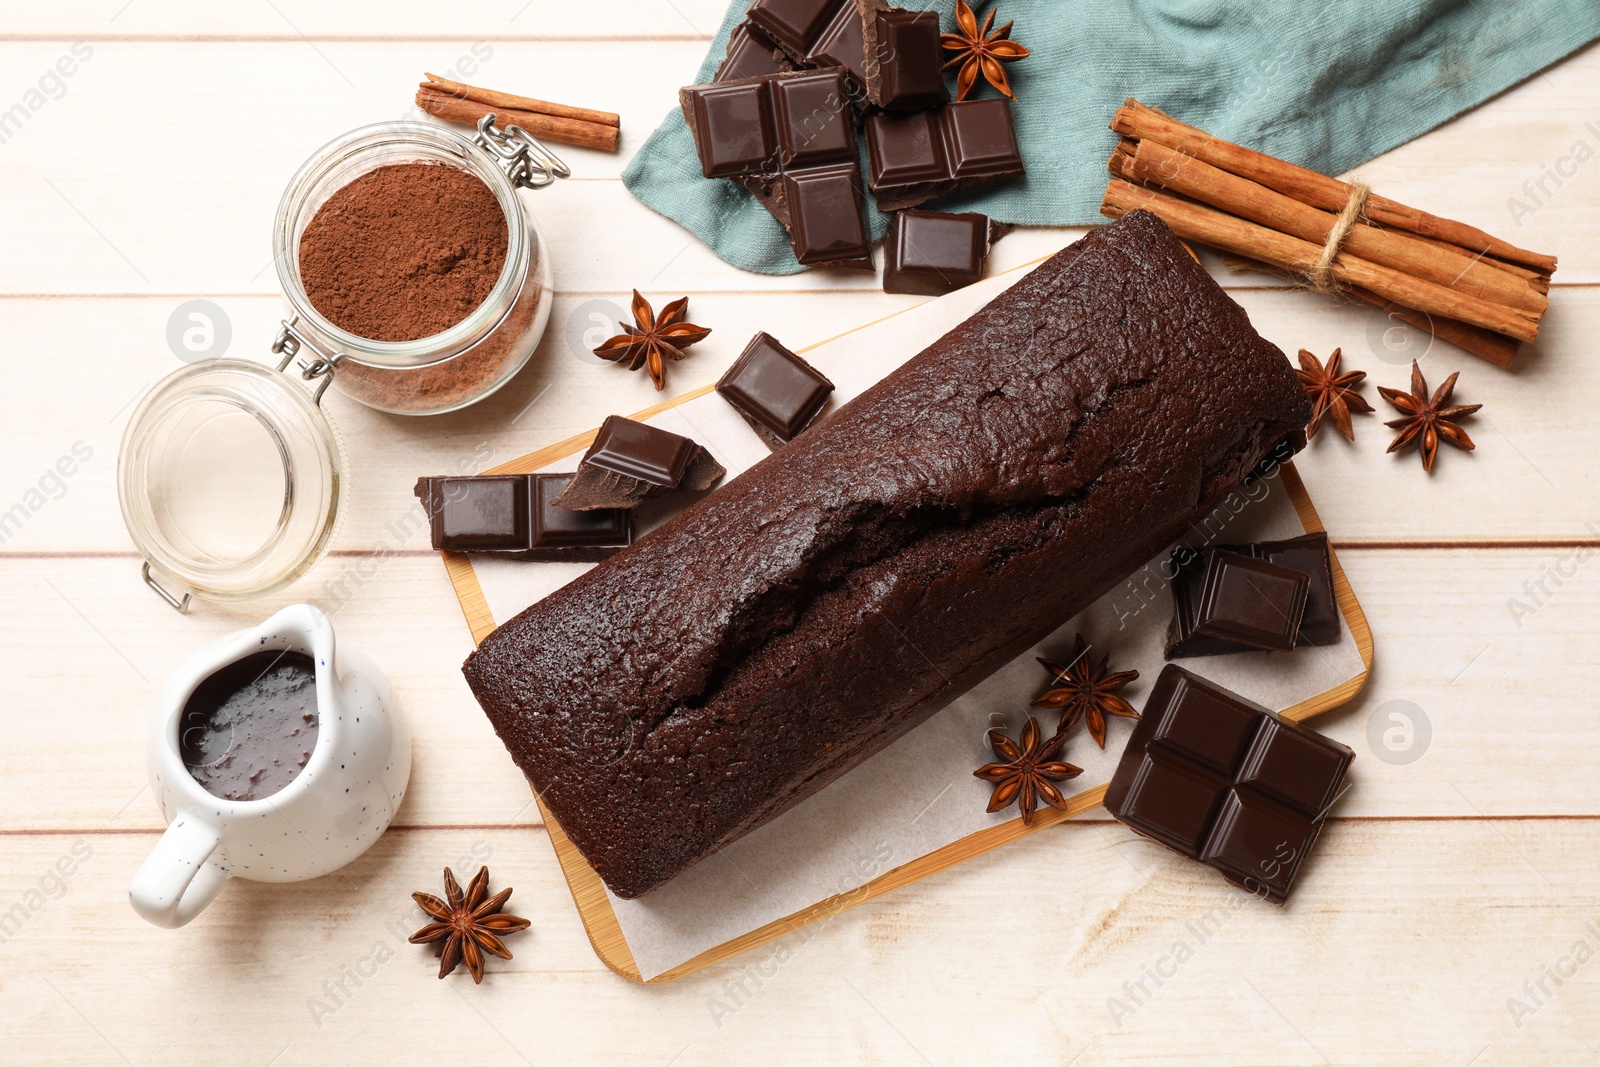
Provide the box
[1344,285,1522,370]
[1111,137,1548,318]
[1217,251,1523,369]
[423,73,620,129]
[416,86,620,153]
[1101,179,1541,344]
[1111,99,1557,277]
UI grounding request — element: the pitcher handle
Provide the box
[129,811,230,928]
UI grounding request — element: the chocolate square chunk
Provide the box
[783,165,872,265]
[942,99,1023,180]
[863,7,947,110]
[551,416,726,511]
[682,69,871,271]
[685,82,777,179]
[883,210,995,295]
[1115,751,1231,856]
[1256,533,1340,645]
[528,474,632,559]
[865,99,1024,211]
[806,2,868,85]
[1105,665,1354,904]
[747,0,849,68]
[866,109,946,187]
[1166,549,1247,658]
[418,474,531,551]
[770,73,855,167]
[716,22,793,83]
[717,332,835,447]
[1166,533,1340,658]
[582,415,694,484]
[413,474,631,561]
[1200,789,1320,902]
[1192,550,1309,651]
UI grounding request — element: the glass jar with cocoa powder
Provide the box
[119,119,566,609]
[271,120,559,415]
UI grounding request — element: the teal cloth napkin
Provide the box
[622,0,1600,275]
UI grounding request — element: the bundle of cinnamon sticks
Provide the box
[1101,99,1556,368]
[416,74,620,153]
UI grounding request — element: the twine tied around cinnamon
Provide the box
[1307,180,1371,293]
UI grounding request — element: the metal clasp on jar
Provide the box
[272,316,343,405]
[473,114,571,190]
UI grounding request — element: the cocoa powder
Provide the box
[298,162,508,342]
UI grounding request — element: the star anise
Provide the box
[941,0,1031,102]
[1032,634,1140,749]
[973,716,1083,825]
[1377,361,1482,473]
[593,290,712,391]
[409,866,530,984]
[1297,347,1372,441]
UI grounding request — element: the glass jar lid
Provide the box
[118,358,343,607]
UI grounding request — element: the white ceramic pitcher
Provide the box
[129,603,411,928]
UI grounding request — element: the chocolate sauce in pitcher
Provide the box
[178,651,320,801]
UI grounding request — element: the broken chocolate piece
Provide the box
[746,0,869,87]
[416,474,531,552]
[680,69,872,269]
[1105,665,1354,905]
[883,210,999,295]
[860,3,947,110]
[550,416,726,511]
[716,332,834,447]
[1191,550,1309,652]
[414,474,632,561]
[864,98,1024,212]
[1256,533,1340,645]
[716,21,793,82]
[1166,533,1340,658]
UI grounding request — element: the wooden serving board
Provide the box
[440,394,1374,984]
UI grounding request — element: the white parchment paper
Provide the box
[469,266,1365,980]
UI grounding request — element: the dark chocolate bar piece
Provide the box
[525,475,633,560]
[864,98,1024,212]
[1255,533,1340,645]
[550,416,726,512]
[414,474,631,561]
[681,69,872,269]
[1167,533,1339,658]
[716,22,793,83]
[860,4,947,110]
[1166,549,1249,658]
[416,474,532,551]
[883,210,998,295]
[716,332,835,447]
[1191,550,1309,651]
[745,0,945,109]
[746,0,868,86]
[1104,665,1354,904]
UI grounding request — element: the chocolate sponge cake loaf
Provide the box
[463,210,1312,899]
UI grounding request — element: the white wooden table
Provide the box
[4,4,1598,1063]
